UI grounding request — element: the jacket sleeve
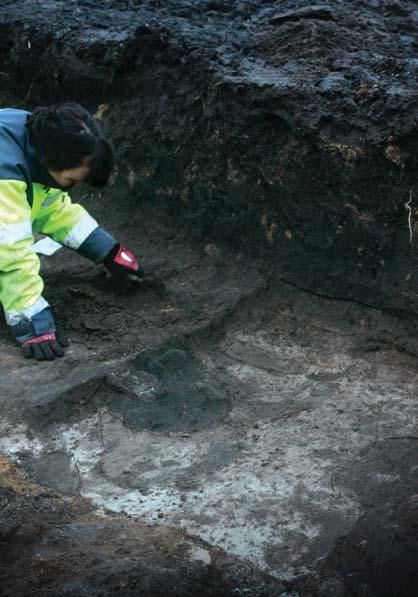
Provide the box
[32,188,117,264]
[0,179,52,338]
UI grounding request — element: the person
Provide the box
[0,103,144,361]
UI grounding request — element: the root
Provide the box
[405,189,413,245]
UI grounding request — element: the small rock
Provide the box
[82,315,101,331]
[204,243,221,258]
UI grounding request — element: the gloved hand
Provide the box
[20,331,68,361]
[103,243,144,283]
[10,306,68,362]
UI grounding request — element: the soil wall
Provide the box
[2,0,418,316]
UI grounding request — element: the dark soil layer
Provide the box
[0,477,284,596]
[1,1,418,315]
[1,1,418,596]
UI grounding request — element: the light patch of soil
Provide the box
[1,213,418,594]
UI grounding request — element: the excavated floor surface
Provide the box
[1,205,418,595]
[1,1,418,594]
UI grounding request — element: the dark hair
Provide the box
[26,102,114,188]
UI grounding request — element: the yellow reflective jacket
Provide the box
[0,108,116,340]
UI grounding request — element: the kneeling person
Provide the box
[0,103,143,361]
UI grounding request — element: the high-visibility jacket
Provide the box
[0,108,116,342]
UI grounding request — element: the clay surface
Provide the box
[1,1,418,595]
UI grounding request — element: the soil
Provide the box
[1,1,418,596]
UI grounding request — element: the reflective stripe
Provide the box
[5,295,49,326]
[0,220,32,245]
[42,190,62,208]
[30,237,62,255]
[62,214,98,250]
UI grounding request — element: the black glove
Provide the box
[103,243,144,283]
[20,330,68,361]
[10,306,68,362]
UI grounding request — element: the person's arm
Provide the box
[33,186,144,280]
[0,179,63,359]
[32,186,117,263]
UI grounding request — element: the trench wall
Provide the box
[2,1,418,316]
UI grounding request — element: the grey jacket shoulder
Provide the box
[0,109,32,183]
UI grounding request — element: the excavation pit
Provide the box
[1,1,418,594]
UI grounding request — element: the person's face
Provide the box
[48,157,91,188]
